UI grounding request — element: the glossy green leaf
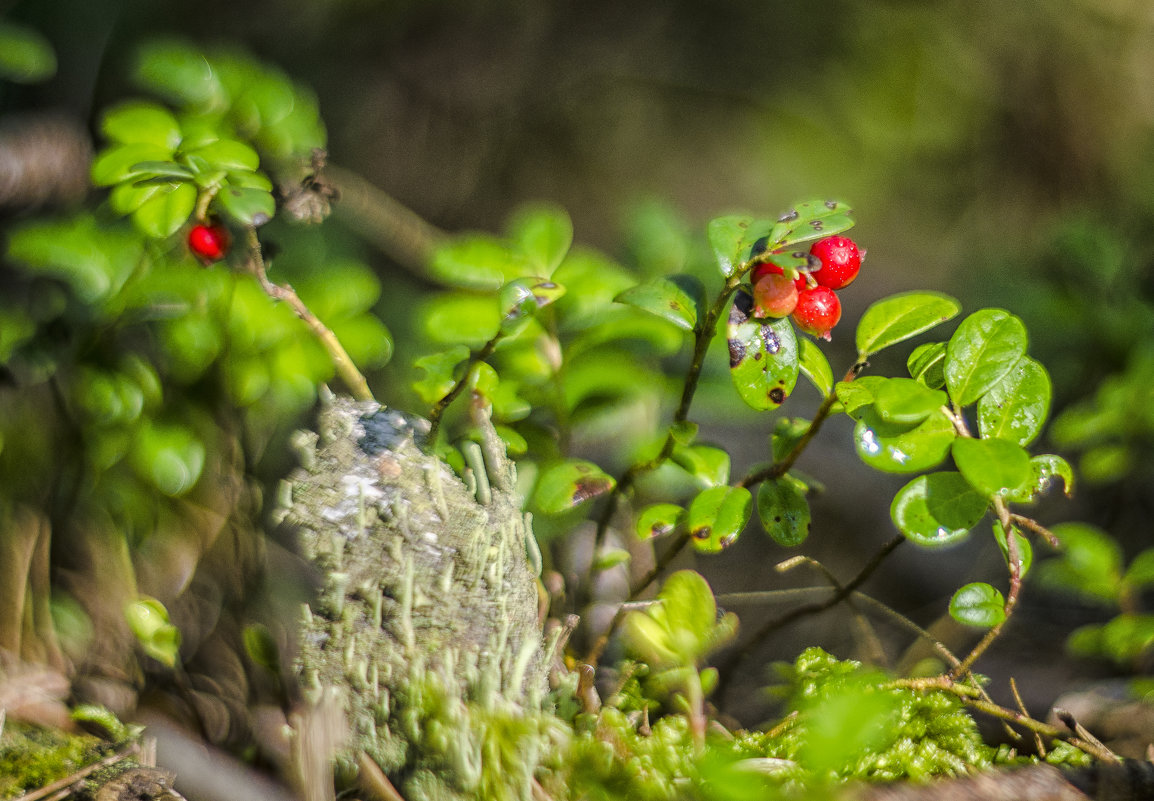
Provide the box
[188,138,260,171]
[132,181,197,238]
[890,471,987,547]
[636,503,685,540]
[125,597,181,667]
[853,406,955,473]
[856,292,961,358]
[907,341,948,389]
[669,421,699,446]
[993,522,1033,579]
[757,475,811,547]
[671,443,730,488]
[217,186,275,226]
[767,199,854,250]
[133,39,224,107]
[977,356,1051,446]
[0,22,56,83]
[951,436,1033,498]
[687,485,752,554]
[91,143,176,186]
[772,417,811,461]
[128,160,196,181]
[834,376,886,420]
[624,570,736,669]
[614,275,701,332]
[949,582,1006,628]
[101,102,182,150]
[707,214,754,277]
[412,345,469,405]
[534,459,615,514]
[499,276,566,334]
[945,309,1028,407]
[873,377,948,425]
[429,234,527,290]
[798,337,834,398]
[419,293,500,347]
[508,204,572,274]
[727,289,800,411]
[1036,522,1122,604]
[1007,454,1075,503]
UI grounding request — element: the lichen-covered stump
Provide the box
[282,395,549,800]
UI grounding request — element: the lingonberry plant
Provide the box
[0,34,1131,801]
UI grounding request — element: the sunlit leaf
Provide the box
[949,582,1006,628]
[945,309,1028,407]
[412,345,470,405]
[798,338,834,398]
[727,289,799,411]
[707,214,754,277]
[101,101,182,150]
[615,275,702,332]
[907,341,948,389]
[890,472,987,547]
[671,443,730,488]
[125,597,181,667]
[1006,454,1075,502]
[1035,522,1122,604]
[767,199,854,251]
[872,377,948,426]
[688,485,752,553]
[132,181,198,238]
[636,503,685,540]
[508,203,572,274]
[993,522,1033,579]
[91,143,176,186]
[856,292,961,358]
[977,356,1051,446]
[951,436,1033,498]
[217,185,275,226]
[499,276,566,334]
[853,406,955,473]
[534,459,615,514]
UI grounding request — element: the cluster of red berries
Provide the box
[187,220,230,263]
[748,234,862,340]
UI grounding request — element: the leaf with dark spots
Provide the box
[535,459,616,514]
[728,338,746,368]
[727,294,799,411]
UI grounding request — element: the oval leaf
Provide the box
[101,101,182,150]
[951,436,1033,498]
[944,309,1028,407]
[856,292,961,358]
[707,215,753,277]
[499,276,566,333]
[535,459,615,514]
[993,522,1033,579]
[757,475,811,547]
[687,485,752,554]
[636,503,686,540]
[508,203,573,274]
[853,406,955,473]
[907,341,948,389]
[217,186,276,226]
[671,443,730,488]
[0,22,57,83]
[615,276,701,332]
[949,582,1006,628]
[767,199,854,250]
[977,356,1051,446]
[798,337,834,398]
[873,377,948,425]
[91,143,175,186]
[890,471,987,547]
[727,289,800,411]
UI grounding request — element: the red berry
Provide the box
[750,261,806,292]
[188,222,230,262]
[752,272,799,318]
[809,235,862,290]
[792,286,842,340]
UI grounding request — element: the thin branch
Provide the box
[426,336,500,444]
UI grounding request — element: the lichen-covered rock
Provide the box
[282,394,546,796]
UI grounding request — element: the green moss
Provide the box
[0,720,108,797]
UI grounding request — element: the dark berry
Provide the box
[792,286,842,340]
[809,235,861,290]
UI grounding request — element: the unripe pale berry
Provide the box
[751,261,807,292]
[809,235,861,290]
[188,222,230,262]
[752,272,799,318]
[792,285,841,340]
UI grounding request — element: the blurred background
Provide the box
[4,0,1154,774]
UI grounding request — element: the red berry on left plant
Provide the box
[809,235,862,290]
[188,221,230,262]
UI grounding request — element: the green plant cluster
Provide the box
[0,720,106,797]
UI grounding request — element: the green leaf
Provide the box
[757,475,811,547]
[657,570,731,657]
[499,276,566,334]
[671,443,730,488]
[835,376,886,420]
[125,597,181,667]
[907,341,948,389]
[853,406,955,473]
[1007,454,1075,502]
[412,346,469,405]
[508,204,572,274]
[217,186,275,226]
[1123,549,1154,592]
[133,39,224,107]
[856,291,962,357]
[727,289,800,411]
[243,623,282,675]
[418,293,500,347]
[91,143,176,186]
[132,181,198,238]
[707,214,754,277]
[1036,522,1122,604]
[890,472,987,547]
[767,199,854,250]
[0,22,56,83]
[873,377,948,426]
[951,437,1033,498]
[771,417,811,461]
[614,275,702,332]
[128,160,197,181]
[594,548,631,572]
[534,459,615,514]
[101,101,182,150]
[977,356,1051,446]
[993,522,1033,579]
[636,503,685,540]
[669,421,699,445]
[798,337,834,398]
[687,485,752,554]
[429,234,527,290]
[187,138,260,171]
[130,421,205,496]
[949,582,1006,628]
[944,309,1028,407]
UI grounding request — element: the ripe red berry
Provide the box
[188,222,230,262]
[792,286,842,340]
[750,261,807,292]
[752,271,799,318]
[809,235,862,290]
